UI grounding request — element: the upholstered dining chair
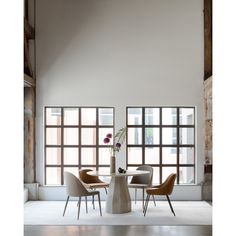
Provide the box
[79,169,109,194]
[63,171,102,220]
[143,173,176,216]
[128,165,156,210]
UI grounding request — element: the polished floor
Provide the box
[24,225,212,236]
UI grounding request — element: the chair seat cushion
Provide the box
[87,183,109,189]
[128,183,148,188]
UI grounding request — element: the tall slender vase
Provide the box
[110,156,116,174]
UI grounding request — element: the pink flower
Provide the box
[103,137,110,144]
[106,133,112,139]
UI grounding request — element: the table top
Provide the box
[87,170,150,177]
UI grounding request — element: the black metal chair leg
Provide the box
[63,196,70,216]
[142,188,145,211]
[104,187,107,194]
[152,195,156,206]
[144,194,150,216]
[85,196,88,213]
[97,192,102,216]
[77,197,81,220]
[92,195,95,209]
[166,195,175,216]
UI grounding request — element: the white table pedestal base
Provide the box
[106,176,131,214]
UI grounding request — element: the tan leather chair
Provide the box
[143,173,176,216]
[79,169,109,194]
[63,171,102,220]
[128,165,156,210]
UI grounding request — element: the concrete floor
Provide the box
[24,225,212,236]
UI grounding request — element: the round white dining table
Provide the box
[87,170,150,214]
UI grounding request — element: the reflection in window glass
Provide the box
[145,128,159,145]
[81,128,96,145]
[180,128,194,144]
[162,108,177,125]
[145,108,159,125]
[81,108,96,125]
[46,128,61,145]
[128,128,142,145]
[46,167,61,185]
[99,108,113,125]
[81,148,96,165]
[64,108,79,125]
[46,108,61,125]
[179,167,194,184]
[179,108,194,125]
[46,148,61,165]
[162,128,177,145]
[64,148,78,165]
[127,147,142,164]
[127,108,142,125]
[64,128,78,145]
[145,147,159,164]
[179,147,194,164]
[162,147,177,164]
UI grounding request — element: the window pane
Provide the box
[180,128,194,144]
[127,147,142,164]
[64,148,78,165]
[64,128,78,145]
[127,108,142,125]
[145,108,160,125]
[179,108,194,125]
[179,167,195,184]
[179,147,194,164]
[128,128,142,145]
[46,128,61,145]
[98,167,111,182]
[81,128,96,145]
[162,147,177,164]
[162,128,177,145]
[162,108,177,125]
[81,148,96,165]
[152,167,160,184]
[99,148,110,165]
[162,167,177,183]
[46,148,61,165]
[99,108,113,125]
[63,167,79,178]
[46,108,61,125]
[64,108,79,125]
[46,167,61,185]
[145,147,159,164]
[145,128,159,145]
[81,108,96,125]
[99,128,114,145]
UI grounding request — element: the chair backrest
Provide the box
[64,172,89,197]
[130,165,153,186]
[79,169,103,184]
[160,173,176,195]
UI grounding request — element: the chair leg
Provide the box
[97,192,102,216]
[152,195,156,206]
[143,194,150,216]
[142,188,145,211]
[77,197,81,220]
[85,196,88,213]
[92,195,95,209]
[135,188,137,204]
[104,187,107,194]
[166,195,175,216]
[63,196,69,216]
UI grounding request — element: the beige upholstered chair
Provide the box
[143,173,176,216]
[128,165,156,210]
[79,169,109,194]
[63,171,102,220]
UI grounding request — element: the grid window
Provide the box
[44,107,114,185]
[127,107,195,185]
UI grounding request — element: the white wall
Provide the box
[36,0,204,200]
